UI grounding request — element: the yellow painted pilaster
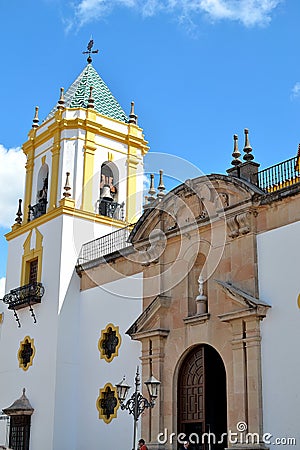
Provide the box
[22,142,35,225]
[126,153,139,223]
[49,113,62,211]
[81,110,97,212]
[126,123,145,223]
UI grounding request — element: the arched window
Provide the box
[99,162,124,220]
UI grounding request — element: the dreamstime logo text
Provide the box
[157,422,297,446]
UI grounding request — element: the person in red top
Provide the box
[138,438,148,450]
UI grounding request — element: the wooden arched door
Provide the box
[178,345,227,450]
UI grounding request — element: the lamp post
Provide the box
[116,367,160,450]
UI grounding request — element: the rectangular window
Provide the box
[9,415,31,450]
[29,259,38,284]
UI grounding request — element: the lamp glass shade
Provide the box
[145,375,160,399]
[116,377,131,402]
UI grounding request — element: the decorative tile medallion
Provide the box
[98,323,121,363]
[18,336,36,371]
[96,383,119,424]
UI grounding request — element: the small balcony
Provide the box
[28,199,47,222]
[77,224,133,269]
[2,282,45,311]
[254,156,300,193]
[98,198,125,221]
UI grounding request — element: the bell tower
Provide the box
[0,46,148,450]
[22,61,148,227]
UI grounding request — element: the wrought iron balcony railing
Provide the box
[255,156,300,193]
[2,282,45,311]
[28,199,47,222]
[2,282,45,327]
[98,198,125,221]
[77,224,134,267]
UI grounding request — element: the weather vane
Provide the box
[83,38,99,64]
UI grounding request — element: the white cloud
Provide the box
[71,0,282,28]
[291,82,300,100]
[0,277,5,298]
[197,0,281,26]
[0,145,26,229]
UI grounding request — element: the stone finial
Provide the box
[129,101,138,125]
[15,199,23,225]
[231,134,241,166]
[87,86,94,109]
[63,172,71,198]
[243,128,254,161]
[157,170,166,200]
[32,106,39,128]
[57,87,65,110]
[196,275,207,315]
[148,174,156,203]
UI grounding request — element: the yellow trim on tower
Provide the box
[23,110,149,157]
[6,204,128,241]
[81,108,98,212]
[126,153,141,223]
[17,107,149,232]
[49,111,62,211]
[18,336,36,371]
[96,383,119,424]
[22,146,34,225]
[20,229,43,286]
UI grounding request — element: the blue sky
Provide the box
[0,0,299,288]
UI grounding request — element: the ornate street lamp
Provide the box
[116,367,160,450]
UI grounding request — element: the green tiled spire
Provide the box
[46,64,128,123]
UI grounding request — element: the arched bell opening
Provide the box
[28,164,49,221]
[99,162,124,220]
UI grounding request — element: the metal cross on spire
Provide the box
[83,38,99,64]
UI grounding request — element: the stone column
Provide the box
[244,317,264,439]
[229,320,248,435]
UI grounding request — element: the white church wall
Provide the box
[74,133,85,207]
[258,220,300,448]
[5,233,24,292]
[58,128,85,207]
[95,135,127,154]
[36,119,55,137]
[53,270,81,450]
[58,215,119,310]
[135,158,145,217]
[0,214,118,450]
[59,137,76,200]
[96,115,128,135]
[0,217,65,450]
[76,274,143,450]
[34,139,54,158]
